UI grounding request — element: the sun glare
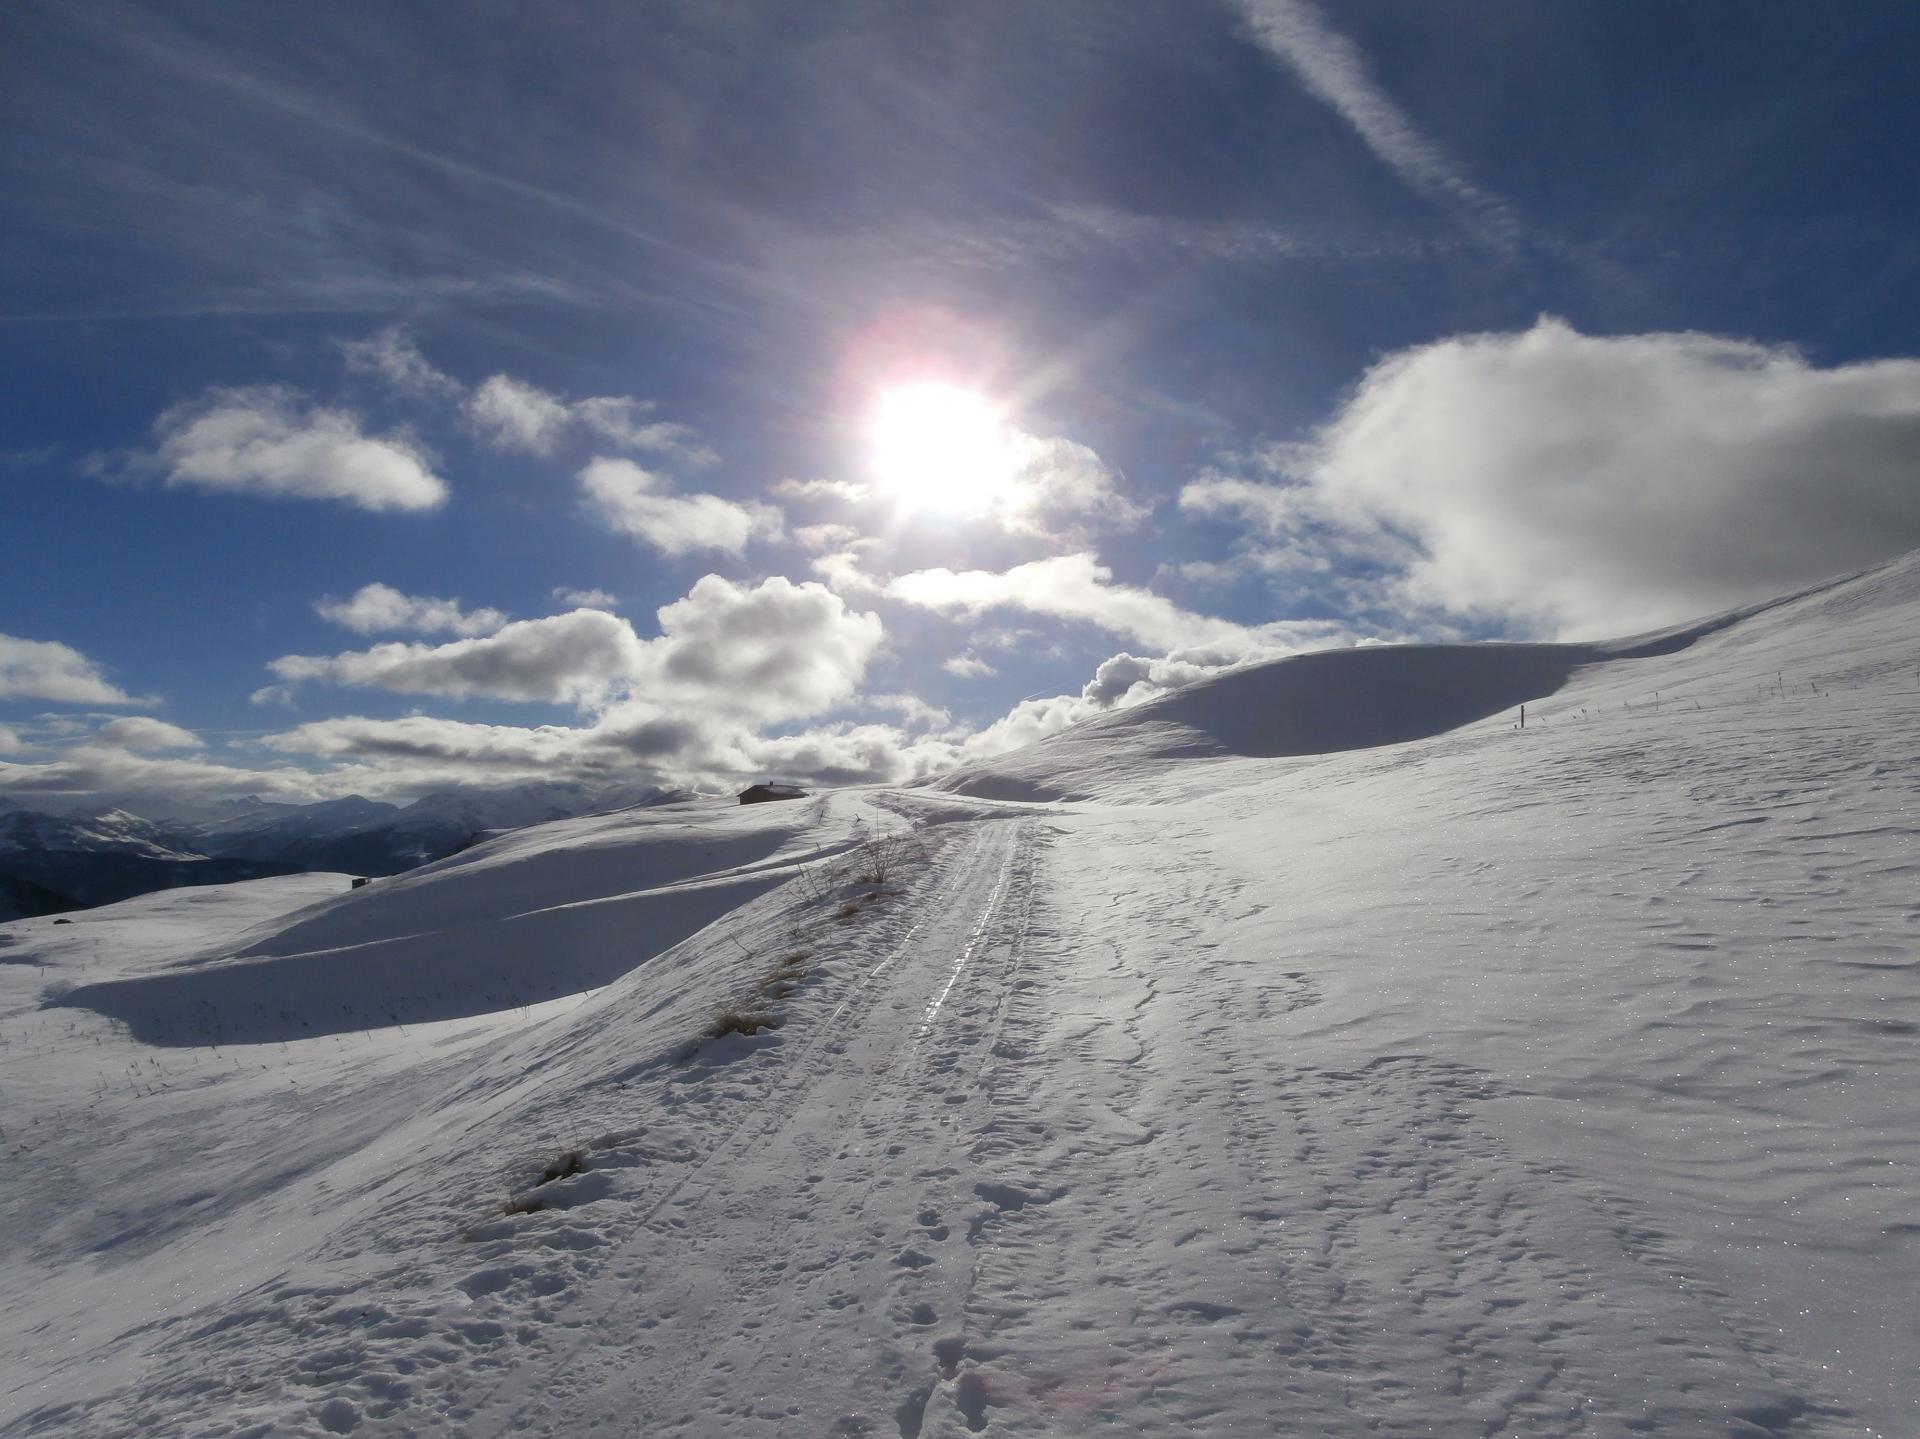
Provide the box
[868,382,1018,513]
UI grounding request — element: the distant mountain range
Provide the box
[0,782,687,921]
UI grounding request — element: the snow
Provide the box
[0,809,200,864]
[3,554,1918,1437]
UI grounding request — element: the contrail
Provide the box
[1233,0,1523,253]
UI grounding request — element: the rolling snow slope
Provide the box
[1,554,1917,1437]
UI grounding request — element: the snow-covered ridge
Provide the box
[0,807,200,862]
[939,548,1920,802]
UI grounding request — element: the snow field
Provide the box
[2,551,1917,1436]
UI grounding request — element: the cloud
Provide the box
[150,387,447,511]
[270,609,648,709]
[1210,318,1920,636]
[773,477,871,503]
[580,457,784,556]
[551,586,618,609]
[0,633,135,704]
[886,554,1262,651]
[957,642,1295,762]
[861,693,957,731]
[340,326,460,397]
[997,433,1149,539]
[0,725,23,756]
[959,694,1095,760]
[315,582,508,637]
[942,653,996,679]
[811,549,885,597]
[262,714,583,769]
[261,710,956,793]
[95,716,201,751]
[469,374,571,454]
[0,746,322,805]
[572,398,716,464]
[640,574,883,723]
[794,522,861,552]
[125,386,447,511]
[469,376,712,461]
[1233,0,1520,250]
[269,576,882,726]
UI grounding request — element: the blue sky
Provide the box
[6,0,1920,809]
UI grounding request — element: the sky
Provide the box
[5,0,1920,811]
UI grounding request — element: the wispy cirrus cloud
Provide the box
[470,375,713,463]
[339,326,461,397]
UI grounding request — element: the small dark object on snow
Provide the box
[351,876,372,889]
[537,1150,587,1186]
[52,917,74,924]
[738,781,807,805]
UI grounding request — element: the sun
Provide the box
[867,381,1019,514]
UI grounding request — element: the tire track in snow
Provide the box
[914,834,1020,1041]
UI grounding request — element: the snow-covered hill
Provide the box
[2,555,1916,1437]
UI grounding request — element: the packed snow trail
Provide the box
[459,815,1041,1436]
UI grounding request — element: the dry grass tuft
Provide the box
[708,1009,783,1039]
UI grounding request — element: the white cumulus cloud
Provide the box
[580,457,784,557]
[997,433,1149,539]
[269,609,648,709]
[267,576,882,727]
[468,374,573,455]
[0,633,135,705]
[637,574,883,723]
[551,586,618,609]
[315,582,508,637]
[136,386,446,511]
